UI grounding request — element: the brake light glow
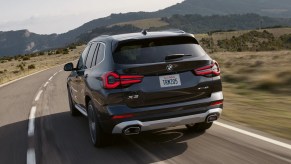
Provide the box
[210,100,223,106]
[102,72,143,89]
[194,61,220,77]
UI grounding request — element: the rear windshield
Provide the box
[113,36,206,64]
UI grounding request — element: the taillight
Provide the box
[120,75,143,85]
[210,100,223,106]
[102,72,143,89]
[194,60,220,77]
[102,72,120,89]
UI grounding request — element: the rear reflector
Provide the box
[210,100,223,106]
[112,114,135,120]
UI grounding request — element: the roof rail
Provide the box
[98,35,110,38]
[162,29,185,34]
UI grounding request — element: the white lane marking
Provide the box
[34,90,43,102]
[58,70,62,73]
[53,72,57,76]
[48,76,53,81]
[28,106,36,137]
[27,148,36,164]
[214,122,291,150]
[43,82,49,87]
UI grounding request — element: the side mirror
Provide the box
[64,63,74,71]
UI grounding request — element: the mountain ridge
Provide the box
[2,0,291,56]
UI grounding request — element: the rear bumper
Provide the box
[112,108,222,134]
[105,91,223,117]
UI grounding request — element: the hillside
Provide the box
[62,0,291,43]
[161,14,291,33]
[109,18,169,29]
[2,0,291,56]
[197,28,291,52]
[0,30,60,56]
[77,14,291,42]
[159,0,291,18]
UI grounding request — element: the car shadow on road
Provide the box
[0,111,206,164]
[0,120,27,164]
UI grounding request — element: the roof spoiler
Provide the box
[161,29,186,34]
[140,29,186,34]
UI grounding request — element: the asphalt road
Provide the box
[0,65,291,164]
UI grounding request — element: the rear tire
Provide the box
[87,100,111,147]
[67,86,80,116]
[186,122,213,132]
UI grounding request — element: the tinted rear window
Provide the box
[113,36,205,64]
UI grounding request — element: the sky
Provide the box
[0,0,183,34]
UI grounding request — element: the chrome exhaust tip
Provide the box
[123,126,141,135]
[206,113,219,123]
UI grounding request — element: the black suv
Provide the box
[64,30,223,147]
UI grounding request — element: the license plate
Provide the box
[159,74,181,88]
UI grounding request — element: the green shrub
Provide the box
[253,81,278,91]
[16,62,26,71]
[22,56,30,61]
[28,64,36,69]
[63,49,69,54]
[69,45,77,49]
[200,38,214,49]
[17,64,24,71]
[12,70,19,74]
[216,30,280,52]
[14,56,20,60]
[30,53,37,57]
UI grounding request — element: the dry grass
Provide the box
[0,45,85,85]
[210,50,291,140]
[109,18,169,29]
[215,27,291,40]
[197,27,291,47]
[195,34,208,41]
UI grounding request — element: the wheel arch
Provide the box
[85,95,91,110]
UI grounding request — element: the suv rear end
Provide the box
[65,31,223,147]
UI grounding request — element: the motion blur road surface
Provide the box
[0,65,291,164]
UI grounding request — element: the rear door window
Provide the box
[95,43,105,65]
[85,42,98,69]
[113,36,205,64]
[91,43,100,67]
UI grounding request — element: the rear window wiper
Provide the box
[165,54,192,61]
